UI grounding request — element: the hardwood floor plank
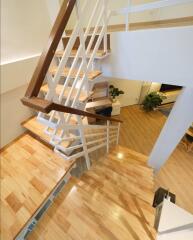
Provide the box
[27,144,155,239]
[0,134,75,240]
[118,105,193,214]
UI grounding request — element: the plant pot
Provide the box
[112,98,117,103]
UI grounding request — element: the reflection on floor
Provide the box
[28,145,156,240]
[118,105,193,214]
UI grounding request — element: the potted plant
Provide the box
[109,85,124,102]
[142,92,166,111]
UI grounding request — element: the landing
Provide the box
[118,105,193,214]
[28,145,156,240]
[0,134,75,240]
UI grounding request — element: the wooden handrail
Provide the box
[25,0,76,98]
[21,97,123,123]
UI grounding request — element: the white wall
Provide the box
[148,87,193,170]
[0,0,55,147]
[157,199,193,240]
[128,1,193,23]
[0,85,34,148]
[139,82,161,103]
[108,77,143,107]
[1,0,52,64]
[59,0,193,30]
[102,26,193,88]
[1,56,40,95]
[149,82,161,92]
[153,3,193,21]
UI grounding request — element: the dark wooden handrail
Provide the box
[22,97,123,123]
[25,0,76,98]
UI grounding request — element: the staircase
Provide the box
[21,0,117,169]
[4,0,191,239]
[27,145,156,240]
[0,135,155,240]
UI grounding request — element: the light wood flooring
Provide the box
[28,145,155,240]
[1,104,192,239]
[118,105,193,214]
[0,134,75,240]
[0,134,156,240]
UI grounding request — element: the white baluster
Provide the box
[77,115,91,169]
[125,0,131,31]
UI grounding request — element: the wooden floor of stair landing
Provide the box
[27,145,155,240]
[0,134,75,240]
[1,135,155,240]
[117,105,193,215]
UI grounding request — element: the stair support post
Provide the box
[148,87,193,171]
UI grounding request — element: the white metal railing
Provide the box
[54,116,120,169]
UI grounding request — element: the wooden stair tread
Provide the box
[88,147,154,205]
[111,145,149,166]
[86,98,112,110]
[0,134,75,240]
[55,49,110,58]
[74,175,155,227]
[22,116,75,148]
[49,66,102,80]
[22,116,53,145]
[104,152,153,177]
[27,147,155,240]
[41,84,92,102]
[88,163,154,204]
[97,157,154,184]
